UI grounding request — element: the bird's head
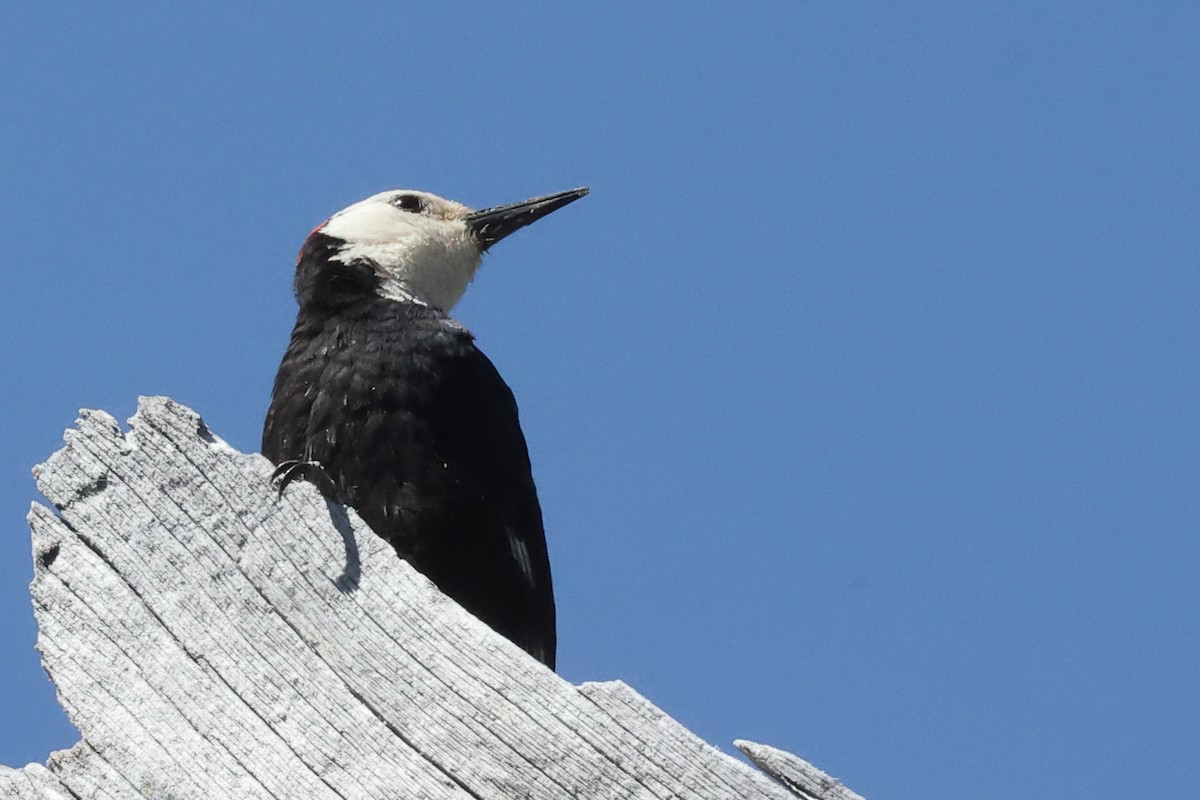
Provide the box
[296,187,588,311]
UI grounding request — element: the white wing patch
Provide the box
[507,527,536,588]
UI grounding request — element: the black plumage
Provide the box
[262,188,585,669]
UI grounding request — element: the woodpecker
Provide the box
[263,186,587,669]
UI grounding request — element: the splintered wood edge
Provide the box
[734,740,866,800]
[3,395,846,799]
[0,763,71,799]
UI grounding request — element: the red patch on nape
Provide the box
[296,219,331,266]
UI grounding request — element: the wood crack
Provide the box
[3,396,852,800]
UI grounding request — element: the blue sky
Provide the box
[2,3,1197,797]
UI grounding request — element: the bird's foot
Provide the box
[271,459,339,502]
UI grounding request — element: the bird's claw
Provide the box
[271,459,339,502]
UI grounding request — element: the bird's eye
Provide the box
[392,194,424,213]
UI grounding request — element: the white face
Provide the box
[320,190,483,311]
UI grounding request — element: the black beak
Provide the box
[468,187,589,249]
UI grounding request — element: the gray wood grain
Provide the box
[735,740,866,800]
[0,763,70,799]
[1,396,856,799]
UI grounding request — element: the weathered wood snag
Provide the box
[2,396,860,799]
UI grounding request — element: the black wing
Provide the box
[263,302,556,667]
